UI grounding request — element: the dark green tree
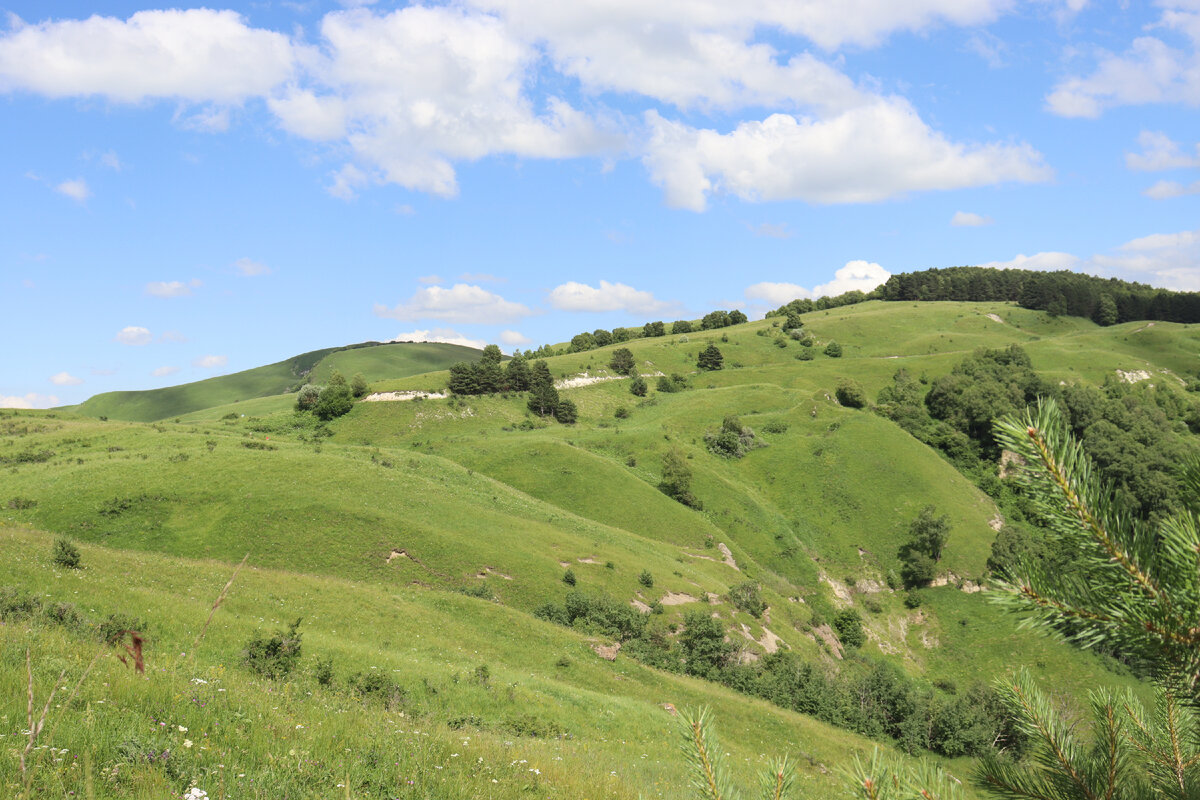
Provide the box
[643,321,666,337]
[350,373,369,398]
[1094,293,1120,326]
[554,398,578,424]
[592,329,614,347]
[630,376,648,397]
[700,310,731,330]
[697,343,724,371]
[314,381,354,420]
[835,379,866,408]
[609,347,636,375]
[447,362,480,395]
[569,332,596,353]
[833,609,865,649]
[504,354,531,391]
[527,360,559,416]
[823,341,843,358]
[659,449,701,508]
[680,609,733,677]
[729,310,748,325]
[672,320,693,334]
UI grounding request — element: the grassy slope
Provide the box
[4,300,1195,796]
[73,342,481,423]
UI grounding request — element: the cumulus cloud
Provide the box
[55,178,90,201]
[115,326,152,346]
[547,280,678,314]
[0,393,60,409]
[49,372,83,386]
[977,251,1082,271]
[192,354,228,369]
[151,366,180,377]
[0,9,297,103]
[643,101,1049,211]
[951,211,993,227]
[744,282,811,305]
[375,283,531,323]
[389,328,487,350]
[1144,179,1200,199]
[1126,131,1200,171]
[744,261,891,305]
[812,260,891,297]
[0,3,1038,208]
[1045,6,1200,118]
[499,329,531,346]
[145,280,194,298]
[233,257,271,276]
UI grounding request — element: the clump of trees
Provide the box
[898,506,950,587]
[705,415,763,459]
[609,348,636,375]
[295,369,364,421]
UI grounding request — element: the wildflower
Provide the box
[184,740,193,749]
[183,788,207,800]
[178,725,187,732]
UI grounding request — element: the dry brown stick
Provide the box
[193,552,249,651]
[21,650,67,795]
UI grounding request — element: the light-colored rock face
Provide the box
[1117,369,1152,384]
[363,391,448,402]
[660,592,699,606]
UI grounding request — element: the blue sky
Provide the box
[2,0,1199,407]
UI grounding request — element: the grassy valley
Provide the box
[4,299,1198,798]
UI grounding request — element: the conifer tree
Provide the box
[527,360,559,416]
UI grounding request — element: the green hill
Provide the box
[73,341,481,422]
[4,299,1198,798]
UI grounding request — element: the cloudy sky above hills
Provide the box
[3,0,1199,406]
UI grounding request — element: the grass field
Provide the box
[5,299,1195,797]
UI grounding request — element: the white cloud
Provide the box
[0,393,60,409]
[115,326,152,346]
[0,9,296,103]
[643,101,1049,211]
[499,329,531,346]
[49,371,83,386]
[1045,7,1200,118]
[951,211,993,227]
[1126,130,1200,171]
[284,6,620,197]
[233,257,271,276]
[99,150,122,171]
[192,354,229,369]
[977,251,1082,271]
[55,178,90,202]
[326,163,368,200]
[812,260,891,297]
[145,280,193,298]
[389,328,487,350]
[744,261,890,305]
[746,223,794,239]
[374,283,532,323]
[1092,228,1200,290]
[1144,179,1200,199]
[744,282,811,305]
[151,366,180,377]
[176,105,231,133]
[547,280,677,314]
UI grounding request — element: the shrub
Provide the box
[7,497,37,510]
[659,449,702,509]
[314,656,334,686]
[350,373,369,398]
[242,618,303,679]
[904,589,923,609]
[630,376,648,397]
[638,570,654,588]
[705,415,763,459]
[795,349,814,361]
[728,581,765,617]
[835,379,867,408]
[553,398,578,424]
[52,538,81,569]
[295,383,320,411]
[823,341,843,358]
[313,383,354,420]
[614,406,630,419]
[832,609,865,648]
[562,568,577,586]
[761,421,788,434]
[348,670,405,709]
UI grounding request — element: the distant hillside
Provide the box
[73,340,482,422]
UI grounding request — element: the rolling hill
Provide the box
[4,299,1197,799]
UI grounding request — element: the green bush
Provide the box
[638,570,654,588]
[823,341,843,358]
[832,609,865,648]
[562,568,577,586]
[553,398,578,424]
[727,581,765,618]
[835,379,867,408]
[629,376,648,397]
[52,538,81,569]
[242,618,303,679]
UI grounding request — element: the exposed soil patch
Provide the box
[1117,369,1152,384]
[985,313,1004,324]
[630,598,651,613]
[998,450,1025,479]
[592,642,621,661]
[386,548,411,564]
[812,624,844,659]
[660,592,699,605]
[364,391,448,402]
[989,514,1003,532]
[717,543,739,570]
[476,567,513,580]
